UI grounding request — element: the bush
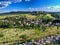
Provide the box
[0,32,4,37]
[20,34,27,39]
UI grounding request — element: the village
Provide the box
[0,14,60,45]
[0,15,60,29]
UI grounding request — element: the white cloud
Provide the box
[26,6,60,12]
[40,6,60,12]
[19,0,22,2]
[0,1,11,9]
[25,0,31,1]
[0,0,23,9]
[47,6,60,9]
[11,0,22,3]
[0,0,31,9]
[0,0,22,9]
[26,7,41,11]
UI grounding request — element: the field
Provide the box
[0,26,59,45]
[0,14,36,19]
[0,13,60,45]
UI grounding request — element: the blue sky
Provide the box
[0,0,60,13]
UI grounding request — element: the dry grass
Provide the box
[0,14,36,19]
[0,27,59,45]
[25,14,36,19]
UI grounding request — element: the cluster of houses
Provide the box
[18,17,42,28]
[0,16,60,28]
[18,17,60,29]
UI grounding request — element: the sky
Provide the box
[0,0,60,13]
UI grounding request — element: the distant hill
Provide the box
[0,11,60,15]
[0,11,60,20]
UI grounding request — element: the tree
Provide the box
[0,32,4,37]
[41,14,54,23]
[42,14,54,20]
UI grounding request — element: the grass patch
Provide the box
[0,26,59,45]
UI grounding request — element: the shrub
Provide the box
[0,32,4,37]
[20,34,27,39]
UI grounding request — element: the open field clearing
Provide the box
[0,26,59,45]
[0,14,36,19]
[0,13,60,45]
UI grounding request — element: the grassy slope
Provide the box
[0,26,59,45]
[0,14,36,45]
[0,14,36,19]
[0,14,60,45]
